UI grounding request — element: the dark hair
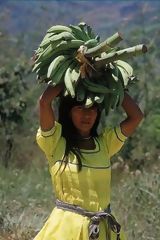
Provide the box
[56,95,102,173]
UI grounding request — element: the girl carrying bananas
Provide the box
[34,83,143,240]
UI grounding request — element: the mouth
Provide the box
[81,121,90,125]
[81,121,93,128]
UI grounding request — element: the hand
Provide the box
[40,83,64,104]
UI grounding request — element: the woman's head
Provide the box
[58,95,101,139]
[70,104,98,137]
[57,95,102,173]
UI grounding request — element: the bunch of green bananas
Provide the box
[32,23,100,95]
[32,22,147,115]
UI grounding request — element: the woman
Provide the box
[34,83,144,240]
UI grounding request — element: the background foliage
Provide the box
[0,1,159,239]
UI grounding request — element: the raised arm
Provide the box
[39,83,64,131]
[120,91,144,137]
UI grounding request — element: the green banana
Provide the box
[104,68,124,110]
[69,24,89,41]
[84,39,98,48]
[84,39,112,58]
[103,70,118,110]
[34,49,71,68]
[78,22,91,40]
[35,47,43,55]
[103,93,112,115]
[35,40,78,64]
[85,92,95,108]
[33,53,56,72]
[112,94,120,110]
[49,31,76,42]
[36,64,49,77]
[35,44,56,62]
[86,25,96,39]
[70,63,80,84]
[39,39,52,49]
[76,81,86,102]
[64,62,77,98]
[78,22,87,28]
[32,62,42,72]
[94,93,104,103]
[32,22,147,120]
[82,78,114,94]
[34,58,56,79]
[52,40,84,56]
[112,65,124,107]
[116,65,129,87]
[50,58,73,86]
[42,32,56,41]
[107,90,119,110]
[63,89,69,97]
[47,25,72,33]
[95,35,100,42]
[39,32,76,50]
[39,33,56,48]
[117,83,125,107]
[115,60,133,76]
[47,55,70,79]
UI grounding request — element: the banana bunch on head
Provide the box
[32,22,147,115]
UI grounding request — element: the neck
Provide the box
[78,135,92,140]
[77,130,91,138]
[73,132,92,141]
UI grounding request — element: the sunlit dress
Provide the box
[34,121,128,240]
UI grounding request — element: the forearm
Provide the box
[39,83,64,131]
[122,92,144,120]
[120,92,144,137]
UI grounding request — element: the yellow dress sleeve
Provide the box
[102,125,128,158]
[36,121,62,157]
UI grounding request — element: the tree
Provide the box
[0,64,31,167]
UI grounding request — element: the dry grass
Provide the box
[0,163,159,240]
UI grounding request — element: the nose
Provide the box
[83,108,92,115]
[82,108,95,120]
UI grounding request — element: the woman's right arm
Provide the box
[39,84,64,131]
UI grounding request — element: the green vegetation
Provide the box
[112,166,160,240]
[0,164,159,239]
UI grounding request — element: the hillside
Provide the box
[0,0,159,56]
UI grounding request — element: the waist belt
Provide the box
[55,199,121,240]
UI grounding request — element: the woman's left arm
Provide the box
[120,91,144,137]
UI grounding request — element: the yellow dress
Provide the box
[34,121,128,240]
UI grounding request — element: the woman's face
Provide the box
[70,104,98,137]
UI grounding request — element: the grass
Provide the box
[0,164,53,240]
[112,166,160,240]
[0,162,159,240]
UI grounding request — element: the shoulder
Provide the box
[98,125,128,158]
[99,124,128,142]
[37,121,62,138]
[36,121,63,156]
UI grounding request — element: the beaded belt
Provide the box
[55,199,121,240]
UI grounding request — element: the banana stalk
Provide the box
[94,44,147,69]
[32,22,148,118]
[104,32,123,47]
[84,32,123,58]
